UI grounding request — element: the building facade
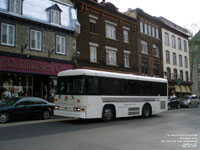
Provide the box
[159,17,191,97]
[0,0,80,100]
[125,8,163,77]
[76,0,138,73]
[190,31,200,97]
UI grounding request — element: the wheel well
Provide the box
[142,103,152,114]
[43,108,53,115]
[103,104,116,118]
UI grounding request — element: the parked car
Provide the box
[0,97,55,123]
[179,95,199,108]
[168,96,180,110]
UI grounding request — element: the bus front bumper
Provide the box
[54,110,86,118]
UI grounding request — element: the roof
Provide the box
[0,0,79,32]
[58,69,168,83]
[158,17,190,37]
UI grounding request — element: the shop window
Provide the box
[0,73,33,99]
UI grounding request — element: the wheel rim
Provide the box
[144,107,150,116]
[43,111,50,119]
[104,109,112,120]
[0,113,9,123]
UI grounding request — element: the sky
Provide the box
[104,0,200,34]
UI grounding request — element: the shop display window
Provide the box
[0,73,33,99]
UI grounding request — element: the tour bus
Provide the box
[54,69,168,121]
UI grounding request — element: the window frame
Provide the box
[141,40,148,55]
[55,34,66,55]
[105,22,116,40]
[166,50,170,64]
[165,32,169,46]
[50,9,61,25]
[124,50,130,68]
[30,29,42,51]
[1,23,15,46]
[9,0,23,15]
[106,46,117,66]
[89,43,98,63]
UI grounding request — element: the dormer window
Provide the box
[46,4,62,25]
[9,0,23,15]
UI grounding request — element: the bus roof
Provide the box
[58,69,168,83]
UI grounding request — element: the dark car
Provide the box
[168,96,180,110]
[179,95,199,108]
[0,97,55,123]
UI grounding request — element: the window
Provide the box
[89,15,98,33]
[166,50,170,64]
[172,35,176,48]
[124,51,130,68]
[178,38,182,50]
[123,29,129,43]
[148,25,151,35]
[1,23,15,46]
[153,44,159,57]
[167,67,171,80]
[154,64,159,76]
[184,40,187,52]
[185,71,189,82]
[105,22,116,40]
[144,23,148,34]
[106,47,117,65]
[174,69,177,80]
[173,53,177,66]
[180,70,183,81]
[140,22,143,33]
[56,35,66,55]
[89,42,98,63]
[165,32,169,46]
[152,27,155,37]
[179,55,183,67]
[9,0,22,14]
[30,29,42,51]
[51,10,60,24]
[184,56,188,68]
[90,18,96,33]
[156,28,159,39]
[141,40,148,54]
[142,61,148,75]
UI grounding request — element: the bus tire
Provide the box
[102,105,115,122]
[142,103,152,118]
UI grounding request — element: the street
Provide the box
[0,108,199,150]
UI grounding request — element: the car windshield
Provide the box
[0,98,20,106]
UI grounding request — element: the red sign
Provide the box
[0,56,73,75]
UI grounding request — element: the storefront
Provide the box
[0,55,73,101]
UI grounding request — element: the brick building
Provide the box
[0,0,80,100]
[76,0,138,74]
[125,8,163,77]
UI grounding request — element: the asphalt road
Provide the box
[0,108,199,150]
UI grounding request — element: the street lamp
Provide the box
[72,51,80,69]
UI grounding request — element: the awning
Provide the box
[180,86,186,93]
[174,85,181,92]
[185,86,191,93]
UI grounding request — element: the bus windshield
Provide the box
[56,76,85,95]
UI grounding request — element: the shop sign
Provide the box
[0,56,73,75]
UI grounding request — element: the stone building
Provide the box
[76,0,138,74]
[158,17,191,97]
[0,0,80,100]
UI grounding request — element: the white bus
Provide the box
[54,69,168,121]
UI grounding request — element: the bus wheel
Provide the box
[102,106,115,122]
[142,104,152,118]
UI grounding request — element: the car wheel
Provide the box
[42,110,50,119]
[0,112,9,123]
[102,106,115,122]
[142,104,152,118]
